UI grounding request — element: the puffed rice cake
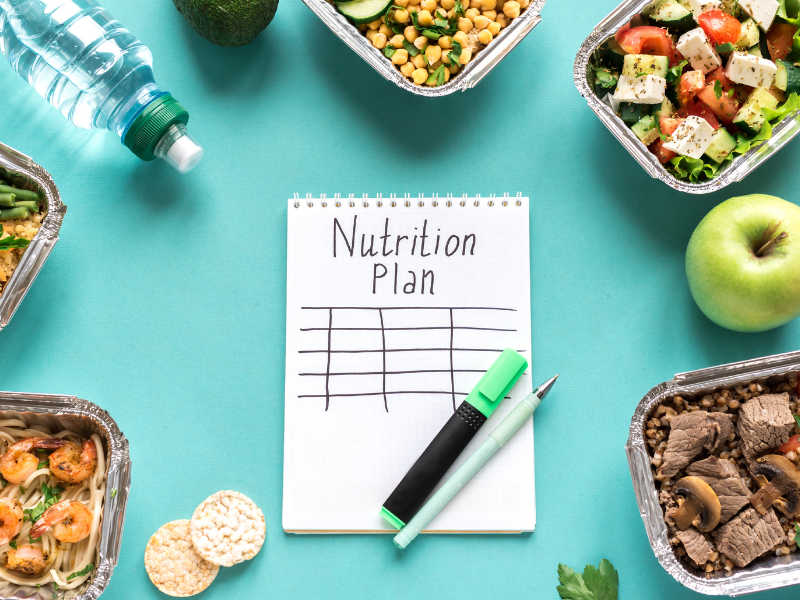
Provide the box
[145,519,219,597]
[190,490,266,567]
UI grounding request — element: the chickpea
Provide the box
[412,53,427,68]
[496,13,509,26]
[372,32,387,48]
[400,62,416,76]
[503,1,520,18]
[394,8,410,22]
[368,19,382,29]
[441,0,455,7]
[359,23,368,31]
[465,7,481,21]
[477,28,493,44]
[459,47,473,64]
[474,14,490,28]
[379,24,393,36]
[482,0,497,8]
[395,0,409,5]
[412,68,429,84]
[443,67,451,82]
[417,9,434,25]
[421,0,437,10]
[483,10,496,20]
[435,7,448,18]
[413,35,429,50]
[390,34,405,48]
[392,48,409,64]
[366,28,379,41]
[518,0,529,7]
[408,0,421,4]
[453,30,469,46]
[408,4,419,11]
[470,0,482,7]
[404,25,419,41]
[425,44,443,63]
[442,51,452,64]
[438,35,453,49]
[458,17,473,32]
[487,20,501,35]
[448,64,460,74]
[496,0,507,8]
[430,59,443,69]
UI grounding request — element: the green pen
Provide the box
[393,374,558,549]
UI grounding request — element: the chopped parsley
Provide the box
[727,88,736,98]
[0,475,7,490]
[426,64,446,87]
[24,482,63,528]
[9,536,17,550]
[665,59,688,84]
[18,485,25,494]
[715,42,736,53]
[448,41,463,70]
[794,414,800,429]
[111,488,117,498]
[402,39,419,57]
[66,563,94,581]
[795,523,800,548]
[714,79,723,99]
[0,235,31,251]
[383,46,396,59]
[593,66,618,89]
[37,459,49,470]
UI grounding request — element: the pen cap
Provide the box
[465,349,528,418]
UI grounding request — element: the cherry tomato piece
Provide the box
[676,99,721,129]
[780,434,800,454]
[618,26,681,65]
[696,67,740,124]
[678,70,706,105]
[650,138,677,163]
[767,23,798,61]
[698,10,741,45]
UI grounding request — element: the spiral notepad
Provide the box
[283,194,534,533]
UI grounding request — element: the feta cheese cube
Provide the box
[676,28,722,75]
[725,51,777,88]
[663,115,715,158]
[613,75,667,104]
[739,0,779,31]
[678,0,723,19]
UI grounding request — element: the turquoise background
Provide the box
[2,0,800,597]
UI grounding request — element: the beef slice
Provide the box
[660,412,710,478]
[687,456,751,523]
[705,413,734,454]
[713,507,784,568]
[737,393,795,462]
[676,528,712,566]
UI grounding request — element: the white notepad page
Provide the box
[283,196,533,533]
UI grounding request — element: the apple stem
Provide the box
[756,232,788,257]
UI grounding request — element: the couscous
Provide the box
[0,178,44,297]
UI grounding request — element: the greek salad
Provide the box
[590,0,800,182]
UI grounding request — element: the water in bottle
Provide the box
[0,0,202,173]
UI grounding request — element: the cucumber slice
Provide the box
[776,59,800,94]
[599,38,626,69]
[704,128,736,163]
[631,115,659,145]
[337,0,393,24]
[620,102,650,124]
[622,54,669,78]
[650,0,694,30]
[747,44,762,57]
[733,87,779,136]
[652,97,675,119]
[735,19,760,50]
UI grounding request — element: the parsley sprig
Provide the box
[66,563,94,581]
[665,59,688,84]
[557,559,618,600]
[713,79,723,100]
[0,235,30,251]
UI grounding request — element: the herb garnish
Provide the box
[594,66,618,89]
[448,41,463,70]
[9,536,17,550]
[727,88,736,97]
[67,564,94,581]
[665,59,688,83]
[714,79,723,99]
[37,459,49,470]
[402,39,419,56]
[557,559,619,600]
[795,523,800,548]
[716,42,736,53]
[0,235,30,251]
[0,475,7,490]
[384,46,396,58]
[24,482,63,529]
[18,485,25,494]
[111,488,117,498]
[426,64,447,86]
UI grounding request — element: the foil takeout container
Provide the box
[0,142,66,331]
[573,0,800,194]
[626,351,800,595]
[0,392,131,600]
[302,0,546,96]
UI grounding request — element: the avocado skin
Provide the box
[173,0,279,47]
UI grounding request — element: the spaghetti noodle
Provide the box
[0,419,105,589]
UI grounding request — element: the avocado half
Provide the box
[173,0,279,47]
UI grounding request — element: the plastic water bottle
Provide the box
[0,0,203,173]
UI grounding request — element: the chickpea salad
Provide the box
[589,0,800,183]
[334,0,530,87]
[0,174,44,297]
[647,377,800,577]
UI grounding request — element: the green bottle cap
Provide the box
[123,94,190,162]
[465,349,528,418]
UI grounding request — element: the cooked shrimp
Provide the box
[48,440,97,485]
[30,500,92,543]
[6,545,47,575]
[0,499,22,546]
[0,438,64,484]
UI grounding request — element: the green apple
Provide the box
[686,194,800,333]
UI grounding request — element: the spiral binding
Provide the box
[292,192,524,208]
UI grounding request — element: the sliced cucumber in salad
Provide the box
[650,0,693,30]
[776,59,800,94]
[336,0,393,24]
[622,54,669,78]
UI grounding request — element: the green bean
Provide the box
[0,194,15,208]
[0,208,29,220]
[0,185,39,201]
[13,201,39,213]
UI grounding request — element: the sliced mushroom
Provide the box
[672,476,722,532]
[750,454,800,518]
